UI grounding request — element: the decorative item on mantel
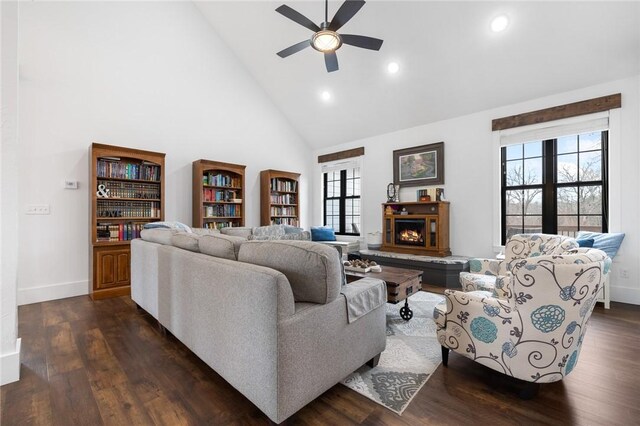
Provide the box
[416,187,445,202]
[386,183,400,202]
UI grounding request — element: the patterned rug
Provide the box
[341,291,445,415]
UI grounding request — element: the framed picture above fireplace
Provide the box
[393,142,444,187]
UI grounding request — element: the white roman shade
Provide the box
[499,112,609,146]
[321,158,360,174]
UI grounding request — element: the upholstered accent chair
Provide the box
[459,234,579,297]
[435,247,610,397]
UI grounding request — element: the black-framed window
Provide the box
[323,167,360,235]
[501,131,608,244]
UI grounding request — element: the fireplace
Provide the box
[395,219,426,247]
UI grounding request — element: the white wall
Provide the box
[313,75,640,305]
[16,1,312,305]
[1,0,22,385]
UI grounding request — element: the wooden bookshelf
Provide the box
[260,169,300,226]
[193,160,246,229]
[90,143,165,300]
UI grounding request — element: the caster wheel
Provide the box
[400,306,413,321]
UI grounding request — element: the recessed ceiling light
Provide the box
[320,91,331,101]
[491,15,509,32]
[387,62,399,74]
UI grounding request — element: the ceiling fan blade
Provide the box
[324,52,339,72]
[328,0,365,32]
[340,34,383,51]
[277,40,311,58]
[276,5,321,32]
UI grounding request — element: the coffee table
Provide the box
[345,265,423,321]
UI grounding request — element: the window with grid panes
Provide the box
[501,131,608,244]
[323,167,361,235]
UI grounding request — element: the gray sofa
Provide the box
[131,230,386,423]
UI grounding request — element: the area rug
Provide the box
[340,291,445,415]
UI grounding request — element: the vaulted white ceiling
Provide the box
[196,1,640,148]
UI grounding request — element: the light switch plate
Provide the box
[64,180,78,189]
[26,205,50,215]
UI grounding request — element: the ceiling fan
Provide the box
[275,0,384,73]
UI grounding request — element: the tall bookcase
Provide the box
[193,160,246,229]
[90,143,165,300]
[260,169,300,226]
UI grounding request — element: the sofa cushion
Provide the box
[171,233,200,252]
[199,234,245,260]
[247,231,311,241]
[238,240,342,304]
[140,228,178,245]
[191,227,221,236]
[220,227,253,239]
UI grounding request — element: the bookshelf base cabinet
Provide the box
[90,143,165,300]
[92,245,131,300]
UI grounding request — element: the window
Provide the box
[501,131,608,243]
[323,167,361,235]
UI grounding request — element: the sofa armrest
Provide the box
[340,277,386,324]
[438,289,514,352]
[468,258,505,276]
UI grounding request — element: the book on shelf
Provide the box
[202,188,238,202]
[97,200,160,218]
[96,222,145,242]
[270,194,296,204]
[97,159,161,181]
[270,178,297,192]
[203,173,241,188]
[270,206,297,216]
[203,221,238,230]
[204,204,240,218]
[97,180,160,199]
[271,217,298,226]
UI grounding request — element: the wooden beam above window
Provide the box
[318,147,365,163]
[492,94,621,131]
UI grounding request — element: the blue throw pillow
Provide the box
[576,232,625,258]
[576,238,594,248]
[311,226,337,241]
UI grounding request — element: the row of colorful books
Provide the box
[98,181,160,199]
[271,217,299,226]
[97,200,161,218]
[270,178,297,192]
[203,221,238,230]
[270,206,297,216]
[96,222,145,242]
[204,204,240,218]
[203,173,241,188]
[270,194,297,204]
[97,159,160,181]
[202,188,240,202]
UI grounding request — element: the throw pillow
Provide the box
[576,238,595,248]
[219,227,252,239]
[199,234,245,260]
[144,221,192,233]
[283,225,304,234]
[252,224,286,238]
[576,232,625,258]
[311,226,336,242]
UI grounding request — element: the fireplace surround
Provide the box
[380,201,451,257]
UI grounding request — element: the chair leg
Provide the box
[441,346,449,367]
[366,353,381,368]
[518,382,540,400]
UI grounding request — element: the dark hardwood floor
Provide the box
[2,293,639,425]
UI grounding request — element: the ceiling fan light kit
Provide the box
[276,0,384,73]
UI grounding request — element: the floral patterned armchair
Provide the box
[459,234,579,297]
[435,247,610,397]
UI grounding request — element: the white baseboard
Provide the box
[0,338,21,385]
[17,280,89,306]
[610,286,640,306]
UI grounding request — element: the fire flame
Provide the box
[399,230,423,243]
